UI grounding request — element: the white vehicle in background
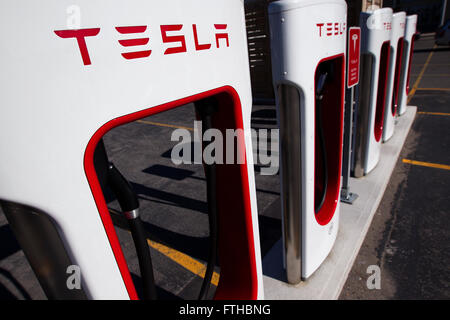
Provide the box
[435,19,450,45]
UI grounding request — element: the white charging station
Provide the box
[0,0,264,300]
[383,11,406,142]
[398,14,418,116]
[353,8,393,177]
[269,0,347,283]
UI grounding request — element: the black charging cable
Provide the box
[315,72,329,213]
[94,140,157,300]
[194,98,219,300]
[106,163,157,300]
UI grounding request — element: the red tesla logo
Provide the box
[54,28,100,65]
[54,24,230,66]
[116,25,152,60]
[316,22,346,37]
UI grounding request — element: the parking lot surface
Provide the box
[340,35,450,299]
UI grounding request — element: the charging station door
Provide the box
[383,11,406,142]
[0,0,263,300]
[398,14,418,116]
[269,0,347,283]
[354,8,393,176]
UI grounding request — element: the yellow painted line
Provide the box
[147,239,220,286]
[410,74,450,77]
[415,88,450,91]
[415,63,450,66]
[403,159,450,171]
[137,120,194,132]
[408,44,437,104]
[110,208,219,286]
[417,111,450,116]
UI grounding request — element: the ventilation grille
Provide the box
[244,0,276,104]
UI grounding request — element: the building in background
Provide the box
[245,0,276,104]
[384,0,449,32]
[362,0,384,11]
[348,1,384,27]
[244,0,448,103]
[349,0,448,33]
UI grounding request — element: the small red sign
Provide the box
[347,27,361,88]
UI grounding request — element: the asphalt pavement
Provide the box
[340,34,450,300]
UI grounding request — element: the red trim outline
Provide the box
[392,37,404,116]
[374,40,391,142]
[405,33,417,95]
[313,53,346,226]
[83,85,258,300]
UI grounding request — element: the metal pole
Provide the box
[278,85,302,285]
[441,0,448,26]
[341,85,358,204]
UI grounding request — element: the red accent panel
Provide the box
[118,38,149,47]
[374,41,391,142]
[406,34,417,95]
[192,24,212,51]
[83,86,258,300]
[160,25,187,55]
[347,27,361,88]
[115,26,147,34]
[392,37,404,116]
[210,90,258,300]
[54,28,100,66]
[121,50,152,60]
[313,54,345,226]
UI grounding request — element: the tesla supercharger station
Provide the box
[398,14,418,116]
[353,8,393,178]
[383,12,406,142]
[268,0,347,284]
[0,0,264,300]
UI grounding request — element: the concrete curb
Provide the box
[262,106,417,300]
